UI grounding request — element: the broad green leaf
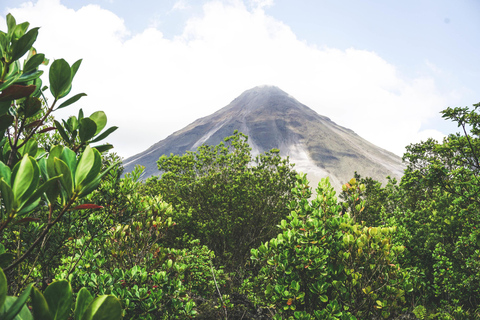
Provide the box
[66,116,79,132]
[46,146,63,178]
[18,139,38,158]
[0,161,12,186]
[79,118,97,143]
[56,93,86,110]
[75,146,98,189]
[74,288,93,320]
[17,176,60,216]
[1,283,33,320]
[12,22,29,40]
[54,158,73,200]
[11,155,35,208]
[23,53,45,74]
[49,59,71,99]
[89,111,107,136]
[31,287,52,320]
[89,127,118,144]
[43,280,72,320]
[0,268,6,309]
[80,295,122,320]
[77,160,118,198]
[60,147,77,175]
[11,27,39,61]
[6,14,16,39]
[13,157,39,210]
[0,179,14,214]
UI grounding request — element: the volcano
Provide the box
[123,86,404,189]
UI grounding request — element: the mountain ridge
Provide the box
[124,86,404,188]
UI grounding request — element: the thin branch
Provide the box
[4,196,76,272]
[210,260,227,320]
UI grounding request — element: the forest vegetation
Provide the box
[1,14,480,320]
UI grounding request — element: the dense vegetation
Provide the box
[1,14,480,320]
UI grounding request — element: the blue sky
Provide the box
[1,0,478,158]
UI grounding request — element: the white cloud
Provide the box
[1,0,455,158]
[171,0,191,11]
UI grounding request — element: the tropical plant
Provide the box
[153,131,298,270]
[247,175,411,319]
[0,12,121,318]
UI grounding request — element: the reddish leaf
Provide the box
[0,84,36,101]
[27,120,42,129]
[15,217,40,224]
[73,204,104,210]
[38,127,56,133]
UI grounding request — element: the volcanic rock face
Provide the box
[123,86,404,189]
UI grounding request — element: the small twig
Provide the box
[210,260,227,320]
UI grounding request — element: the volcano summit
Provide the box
[123,86,404,188]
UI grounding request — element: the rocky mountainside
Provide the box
[123,86,404,189]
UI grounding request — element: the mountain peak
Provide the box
[123,87,404,189]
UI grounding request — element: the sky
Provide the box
[0,0,479,159]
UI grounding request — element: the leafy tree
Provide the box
[152,131,298,270]
[363,103,480,317]
[0,13,121,319]
[247,175,411,319]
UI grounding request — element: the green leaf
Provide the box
[71,59,82,81]
[89,111,107,136]
[79,118,97,143]
[12,22,29,40]
[89,126,118,144]
[12,155,35,208]
[15,70,43,84]
[0,179,14,214]
[0,161,12,186]
[92,144,113,153]
[56,93,86,110]
[80,295,122,320]
[77,160,118,198]
[18,139,38,158]
[54,158,73,200]
[6,14,16,38]
[2,283,33,320]
[0,268,7,309]
[49,59,72,99]
[74,288,93,320]
[17,175,61,216]
[24,53,45,74]
[31,287,52,320]
[60,147,77,175]
[54,120,71,144]
[75,146,101,190]
[43,280,72,320]
[46,146,63,178]
[11,27,39,61]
